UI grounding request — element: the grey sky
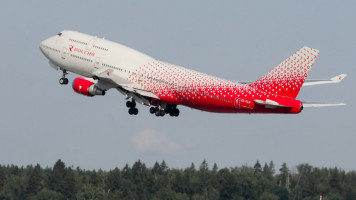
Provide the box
[0,0,355,171]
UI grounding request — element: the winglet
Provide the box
[330,74,347,83]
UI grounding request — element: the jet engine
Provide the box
[72,77,105,96]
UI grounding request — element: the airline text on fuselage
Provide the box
[69,45,95,57]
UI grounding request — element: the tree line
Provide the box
[0,159,355,200]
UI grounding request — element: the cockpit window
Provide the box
[57,32,62,36]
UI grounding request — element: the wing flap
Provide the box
[121,84,159,99]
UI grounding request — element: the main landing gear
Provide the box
[149,104,180,117]
[59,70,68,85]
[126,99,138,115]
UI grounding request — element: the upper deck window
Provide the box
[57,32,62,36]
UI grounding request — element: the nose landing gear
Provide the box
[59,70,68,85]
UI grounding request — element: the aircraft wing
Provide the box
[91,68,159,105]
[302,74,347,86]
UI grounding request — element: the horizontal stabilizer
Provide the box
[302,102,346,107]
[303,74,347,86]
[254,99,291,109]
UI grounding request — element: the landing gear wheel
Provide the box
[164,108,171,114]
[150,107,156,114]
[155,110,164,117]
[126,101,132,108]
[128,108,134,115]
[155,110,159,116]
[133,108,138,115]
[59,78,68,85]
[59,70,68,85]
[160,110,165,117]
[126,100,136,108]
[169,109,180,117]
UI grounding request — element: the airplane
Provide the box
[39,30,346,117]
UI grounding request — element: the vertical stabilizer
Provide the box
[250,47,319,98]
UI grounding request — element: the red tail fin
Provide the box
[250,47,319,98]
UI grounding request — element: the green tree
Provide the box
[219,168,236,200]
[89,170,100,186]
[0,172,26,200]
[0,165,6,191]
[29,188,64,200]
[132,160,149,199]
[263,161,275,179]
[47,159,66,194]
[76,184,107,200]
[211,163,219,189]
[279,163,290,190]
[259,191,279,200]
[254,160,262,175]
[160,160,168,173]
[329,167,342,193]
[198,159,209,196]
[152,161,162,181]
[171,170,185,193]
[105,167,122,193]
[63,167,77,199]
[24,164,43,197]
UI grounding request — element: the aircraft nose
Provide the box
[39,37,52,55]
[39,41,45,54]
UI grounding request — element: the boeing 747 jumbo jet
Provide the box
[39,31,346,117]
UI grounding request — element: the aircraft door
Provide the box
[94,57,101,69]
[234,97,252,110]
[87,38,96,51]
[61,47,67,59]
[234,98,240,109]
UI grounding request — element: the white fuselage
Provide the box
[40,30,246,113]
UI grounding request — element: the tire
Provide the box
[59,78,64,85]
[150,107,156,114]
[174,109,180,117]
[126,101,132,108]
[134,108,138,115]
[155,110,160,116]
[128,108,133,115]
[63,78,68,85]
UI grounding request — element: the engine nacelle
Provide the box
[72,77,105,97]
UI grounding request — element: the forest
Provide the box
[0,159,355,200]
